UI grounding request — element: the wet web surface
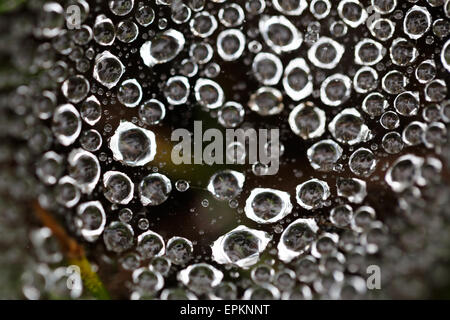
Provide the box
[1,0,450,299]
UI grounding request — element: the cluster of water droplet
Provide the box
[1,0,450,300]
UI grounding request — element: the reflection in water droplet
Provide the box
[166,236,193,266]
[244,188,292,224]
[68,148,100,194]
[76,201,106,242]
[140,29,185,67]
[178,263,224,294]
[93,51,125,89]
[207,170,245,201]
[103,171,134,205]
[109,121,157,167]
[295,179,330,210]
[211,225,271,268]
[103,221,134,253]
[278,218,319,263]
[139,173,172,206]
